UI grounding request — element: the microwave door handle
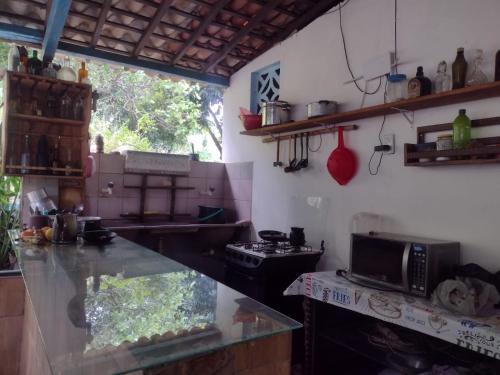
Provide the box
[402,243,411,292]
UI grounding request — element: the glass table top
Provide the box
[9,231,301,375]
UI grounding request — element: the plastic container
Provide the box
[386,74,408,102]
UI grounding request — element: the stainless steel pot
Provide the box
[307,100,338,118]
[52,213,78,243]
[261,101,291,126]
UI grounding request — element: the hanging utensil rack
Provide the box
[262,124,358,143]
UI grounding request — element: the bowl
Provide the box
[239,114,262,131]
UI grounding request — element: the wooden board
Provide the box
[241,81,500,137]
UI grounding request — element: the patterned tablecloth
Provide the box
[284,271,500,360]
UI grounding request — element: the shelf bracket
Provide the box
[391,107,414,127]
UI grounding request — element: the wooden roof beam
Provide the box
[172,0,232,65]
[132,0,176,56]
[204,0,283,72]
[90,0,112,47]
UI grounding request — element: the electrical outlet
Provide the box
[381,134,395,154]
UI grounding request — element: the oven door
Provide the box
[350,235,410,292]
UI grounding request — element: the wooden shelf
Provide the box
[5,165,83,177]
[6,70,91,90]
[241,81,500,137]
[9,113,85,127]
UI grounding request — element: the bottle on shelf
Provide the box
[28,50,43,76]
[37,135,50,169]
[73,95,84,120]
[452,109,471,149]
[466,49,488,86]
[52,136,61,174]
[407,66,432,98]
[65,148,73,176]
[57,56,77,82]
[434,61,451,94]
[78,62,89,84]
[7,45,20,72]
[60,91,73,119]
[495,50,500,81]
[43,62,57,79]
[452,47,468,89]
[20,135,31,174]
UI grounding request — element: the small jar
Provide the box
[436,134,453,161]
[386,74,407,102]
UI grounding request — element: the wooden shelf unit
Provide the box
[241,81,500,137]
[404,116,500,167]
[122,173,193,222]
[1,71,91,179]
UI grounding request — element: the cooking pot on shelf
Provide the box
[307,100,338,118]
[261,100,291,126]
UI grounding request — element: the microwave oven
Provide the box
[349,232,460,297]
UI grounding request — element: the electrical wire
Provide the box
[394,0,398,73]
[338,2,382,95]
[368,78,389,175]
[323,0,353,16]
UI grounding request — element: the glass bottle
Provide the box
[434,61,451,94]
[65,148,72,176]
[21,135,31,174]
[452,109,471,149]
[60,92,73,119]
[407,67,432,98]
[37,135,50,169]
[28,50,43,76]
[466,49,488,86]
[7,45,20,72]
[495,50,500,82]
[78,62,89,84]
[52,136,61,174]
[386,74,407,102]
[73,95,84,120]
[57,56,77,82]
[45,93,57,118]
[43,62,57,79]
[452,47,468,89]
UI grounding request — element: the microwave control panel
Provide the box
[409,244,427,296]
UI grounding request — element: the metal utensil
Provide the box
[297,133,309,169]
[273,138,283,167]
[284,134,298,173]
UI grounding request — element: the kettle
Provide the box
[52,213,78,243]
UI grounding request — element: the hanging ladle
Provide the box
[273,137,283,167]
[297,132,309,169]
[284,134,298,173]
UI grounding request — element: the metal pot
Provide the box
[261,101,291,126]
[307,100,338,118]
[52,213,78,244]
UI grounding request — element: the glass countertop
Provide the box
[9,231,301,375]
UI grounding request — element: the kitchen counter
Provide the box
[9,231,300,375]
[101,219,251,232]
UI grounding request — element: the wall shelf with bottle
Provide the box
[241,81,500,138]
[404,116,500,167]
[0,70,91,179]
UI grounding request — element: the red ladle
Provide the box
[327,127,357,185]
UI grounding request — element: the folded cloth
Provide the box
[431,277,500,316]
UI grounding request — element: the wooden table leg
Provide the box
[303,297,316,375]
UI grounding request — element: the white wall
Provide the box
[223,0,500,272]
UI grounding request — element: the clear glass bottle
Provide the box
[7,45,20,72]
[52,136,61,175]
[434,61,451,94]
[57,56,77,82]
[43,62,57,79]
[452,109,471,149]
[20,135,31,174]
[452,47,468,89]
[60,92,73,119]
[73,95,84,120]
[466,49,488,86]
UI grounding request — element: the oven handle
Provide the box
[402,243,411,292]
[224,265,256,282]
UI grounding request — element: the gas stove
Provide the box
[225,240,323,270]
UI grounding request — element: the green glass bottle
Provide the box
[452,109,471,149]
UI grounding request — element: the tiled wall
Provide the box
[84,153,253,222]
